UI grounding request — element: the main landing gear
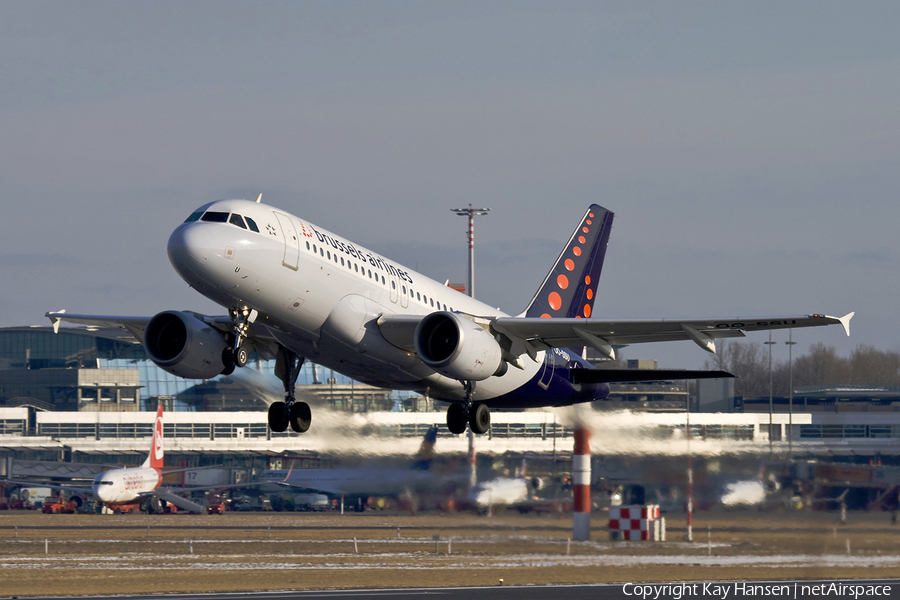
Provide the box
[268,345,311,434]
[446,381,491,435]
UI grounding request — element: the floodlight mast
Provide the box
[450,204,490,298]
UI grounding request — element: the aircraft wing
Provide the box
[45,311,279,358]
[45,312,152,342]
[150,489,204,513]
[491,312,854,361]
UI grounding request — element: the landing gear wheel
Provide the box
[446,403,468,434]
[271,346,309,434]
[289,402,311,433]
[469,403,491,435]
[268,401,289,432]
[221,348,236,376]
[148,496,164,514]
[234,346,249,368]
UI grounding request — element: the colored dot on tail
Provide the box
[564,259,575,271]
[557,274,569,289]
[548,292,562,311]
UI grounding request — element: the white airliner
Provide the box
[3,405,206,513]
[47,199,853,435]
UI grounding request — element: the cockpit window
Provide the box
[245,217,260,233]
[184,211,203,223]
[201,211,229,223]
[229,214,247,229]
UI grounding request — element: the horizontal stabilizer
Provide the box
[570,368,735,384]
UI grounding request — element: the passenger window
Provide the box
[430,299,435,307]
[327,251,331,260]
[229,214,247,229]
[313,245,317,253]
[306,242,310,250]
[320,248,324,257]
[184,211,203,223]
[245,217,260,233]
[417,293,421,301]
[200,211,229,223]
[341,257,345,266]
[354,264,359,272]
[392,281,396,289]
[381,276,385,284]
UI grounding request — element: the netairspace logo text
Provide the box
[623,582,893,600]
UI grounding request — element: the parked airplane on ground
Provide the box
[47,199,853,434]
[467,454,533,512]
[258,426,446,499]
[3,406,209,513]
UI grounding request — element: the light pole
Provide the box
[786,331,797,456]
[764,333,776,451]
[450,205,490,298]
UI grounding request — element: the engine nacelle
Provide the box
[414,312,506,381]
[143,311,229,379]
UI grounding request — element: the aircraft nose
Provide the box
[167,223,212,270]
[93,483,112,503]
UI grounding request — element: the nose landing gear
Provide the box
[268,346,311,433]
[222,307,257,375]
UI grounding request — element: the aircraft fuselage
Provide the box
[167,199,607,407]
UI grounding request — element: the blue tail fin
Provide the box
[523,205,614,318]
[411,426,438,470]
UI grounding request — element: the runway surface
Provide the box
[4,510,900,597]
[19,582,900,600]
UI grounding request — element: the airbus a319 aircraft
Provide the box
[48,199,853,435]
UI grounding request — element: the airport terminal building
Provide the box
[2,324,900,474]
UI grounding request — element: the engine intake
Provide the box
[414,312,506,381]
[143,311,229,379]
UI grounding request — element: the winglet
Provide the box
[837,312,854,337]
[47,310,66,334]
[256,193,262,204]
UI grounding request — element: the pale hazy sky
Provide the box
[2,2,897,369]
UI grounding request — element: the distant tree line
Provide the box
[702,342,900,398]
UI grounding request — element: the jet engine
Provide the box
[143,311,229,379]
[414,312,507,381]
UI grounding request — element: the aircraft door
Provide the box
[400,282,409,308]
[388,272,399,304]
[274,212,300,271]
[537,352,553,390]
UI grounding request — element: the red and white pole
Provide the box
[467,428,477,490]
[573,426,591,541]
